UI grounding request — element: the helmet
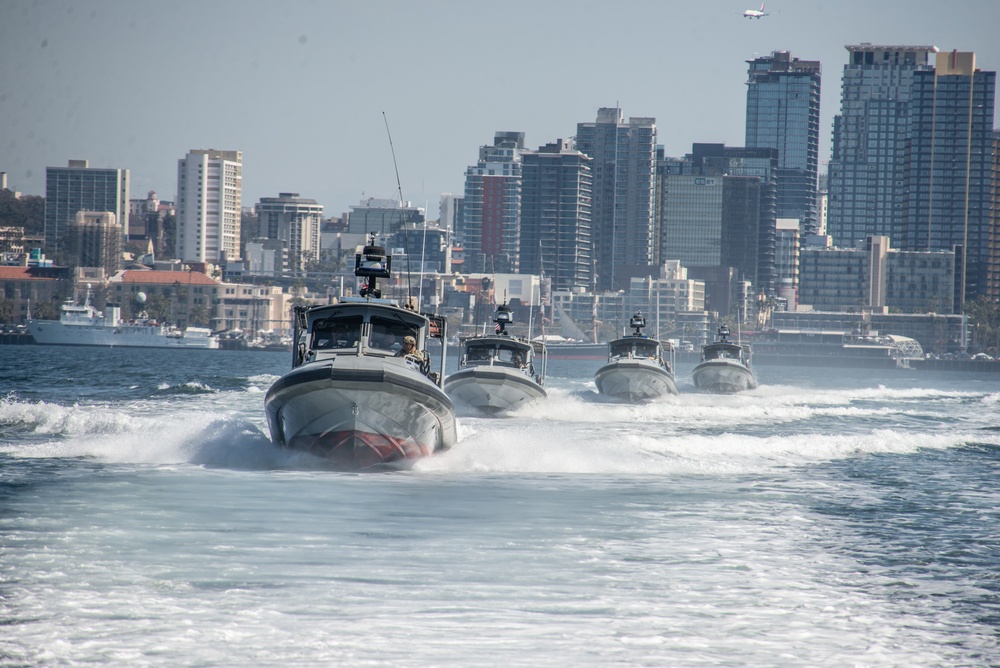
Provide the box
[403,335,416,345]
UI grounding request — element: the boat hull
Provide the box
[444,366,546,414]
[692,359,758,393]
[595,359,678,402]
[264,357,456,469]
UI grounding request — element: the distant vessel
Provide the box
[264,237,456,468]
[692,325,758,393]
[540,302,606,360]
[26,286,218,349]
[444,303,547,414]
[533,336,607,360]
[595,311,678,402]
[749,329,923,368]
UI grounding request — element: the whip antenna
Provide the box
[383,111,413,306]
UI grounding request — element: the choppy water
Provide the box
[1,346,999,666]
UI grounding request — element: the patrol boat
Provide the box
[444,303,547,414]
[692,324,758,393]
[594,312,678,402]
[264,237,456,468]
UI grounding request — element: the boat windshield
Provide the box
[465,342,529,368]
[704,344,743,361]
[611,340,659,359]
[312,316,363,350]
[369,316,421,354]
[634,341,659,358]
[610,342,631,358]
[496,344,528,368]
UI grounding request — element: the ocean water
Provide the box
[1,345,999,667]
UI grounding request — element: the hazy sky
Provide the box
[3,0,998,218]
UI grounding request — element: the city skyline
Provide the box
[3,0,999,216]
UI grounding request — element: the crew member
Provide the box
[397,335,424,361]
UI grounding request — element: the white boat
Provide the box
[264,238,456,469]
[594,312,678,402]
[444,303,547,414]
[26,286,219,349]
[692,325,758,393]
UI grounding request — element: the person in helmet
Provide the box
[396,335,424,361]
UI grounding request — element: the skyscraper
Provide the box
[175,149,242,264]
[575,108,656,291]
[904,51,996,304]
[745,50,821,236]
[519,139,593,292]
[658,143,778,313]
[346,198,423,236]
[255,192,324,275]
[68,211,121,276]
[461,132,523,274]
[44,159,129,257]
[827,44,937,247]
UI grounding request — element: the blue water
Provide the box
[2,346,999,666]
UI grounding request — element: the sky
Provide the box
[3,0,999,218]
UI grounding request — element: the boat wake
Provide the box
[1,380,996,474]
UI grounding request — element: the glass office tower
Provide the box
[905,51,996,304]
[745,51,821,237]
[519,140,593,292]
[826,44,936,247]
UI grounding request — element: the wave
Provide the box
[505,386,969,430]
[155,381,218,395]
[418,423,999,475]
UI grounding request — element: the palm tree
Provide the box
[0,297,14,324]
[965,295,998,352]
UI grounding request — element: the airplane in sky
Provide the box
[744,3,768,18]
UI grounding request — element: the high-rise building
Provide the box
[388,224,451,276]
[904,51,997,304]
[175,149,242,264]
[575,108,657,291]
[775,218,801,302]
[346,198,423,237]
[67,211,121,276]
[694,143,779,296]
[658,144,778,314]
[44,159,129,257]
[745,51,821,236]
[799,236,955,314]
[519,139,593,292]
[827,44,937,247]
[255,192,323,275]
[992,130,1000,300]
[438,194,463,236]
[461,132,524,274]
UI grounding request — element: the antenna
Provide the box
[418,199,429,309]
[527,277,535,342]
[383,111,413,307]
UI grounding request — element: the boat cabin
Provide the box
[298,302,428,365]
[701,342,750,364]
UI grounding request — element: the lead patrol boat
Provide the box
[264,237,456,468]
[692,324,758,393]
[594,311,678,402]
[444,303,547,414]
